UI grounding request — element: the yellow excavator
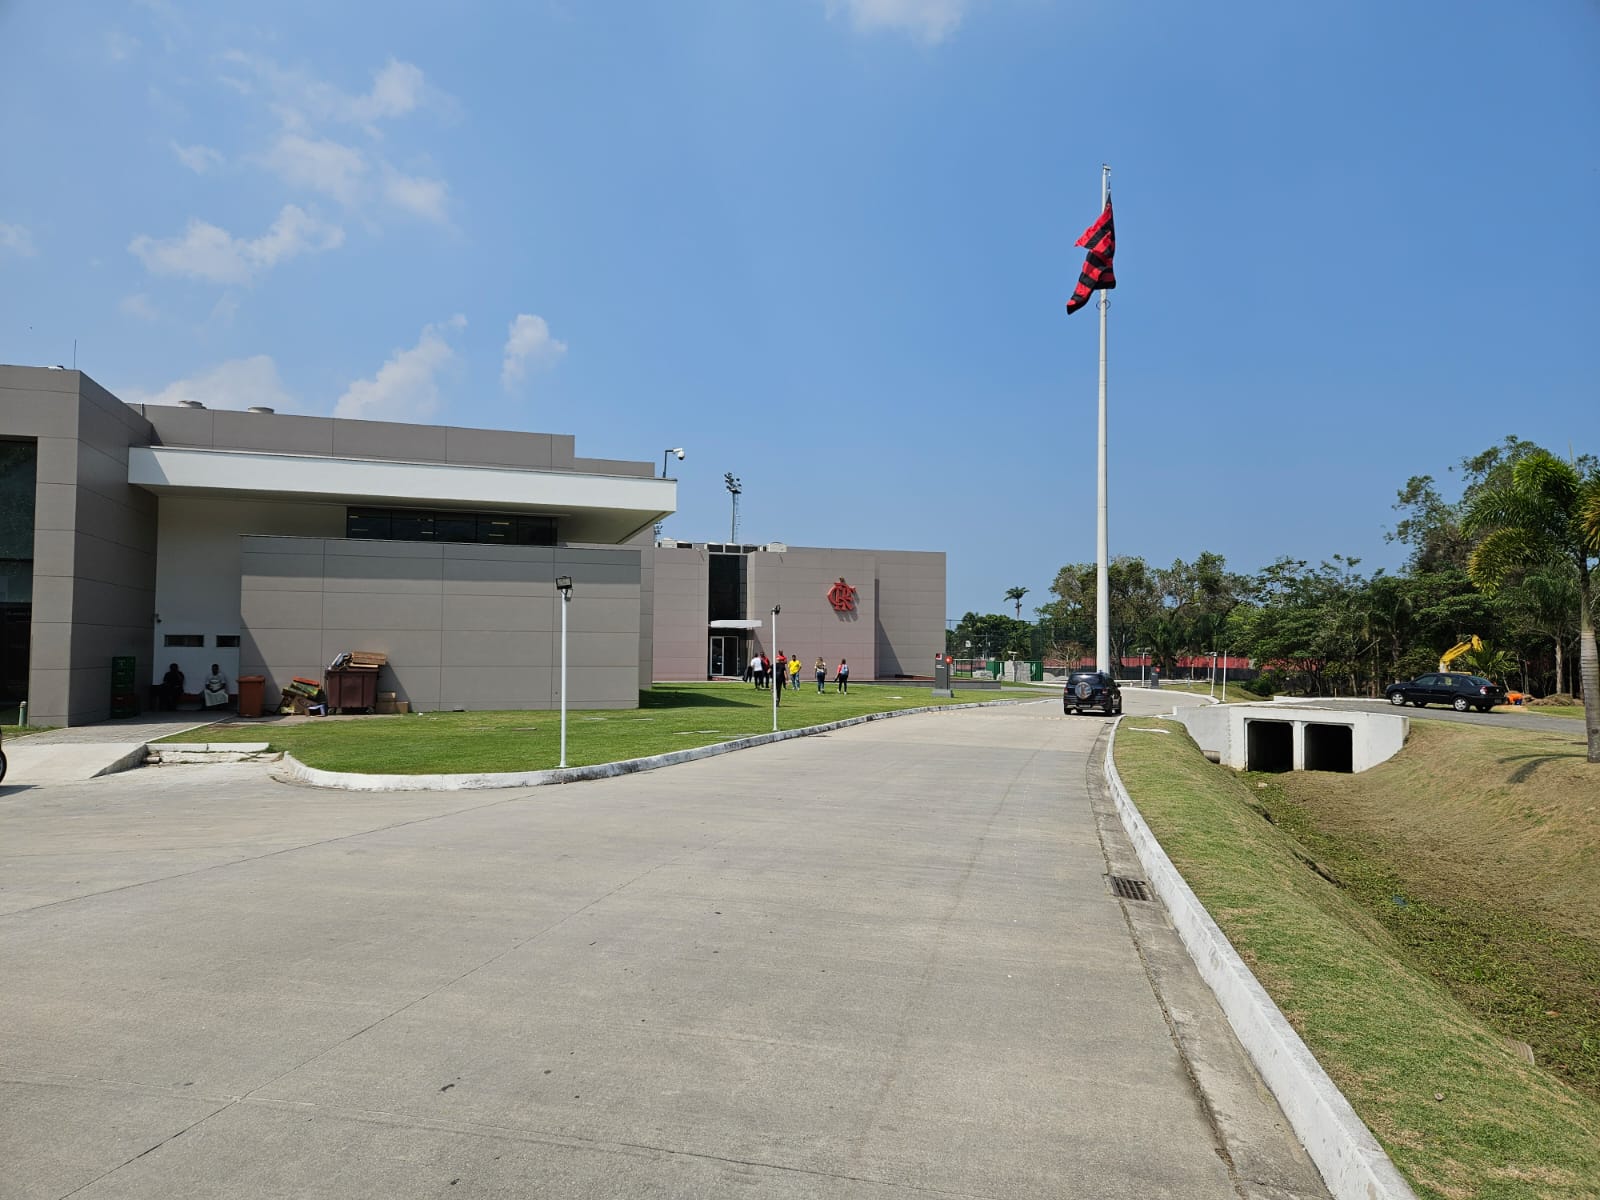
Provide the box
[1439,635,1482,672]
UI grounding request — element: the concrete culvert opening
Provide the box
[1245,720,1294,773]
[1304,722,1354,773]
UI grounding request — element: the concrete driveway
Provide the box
[1,698,1322,1199]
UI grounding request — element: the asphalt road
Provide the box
[1293,696,1588,734]
[0,697,1325,1199]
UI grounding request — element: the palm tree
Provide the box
[1004,586,1030,619]
[1463,451,1600,763]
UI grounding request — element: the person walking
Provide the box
[815,656,827,693]
[835,658,849,693]
[775,652,788,695]
[760,653,771,689]
[788,653,801,691]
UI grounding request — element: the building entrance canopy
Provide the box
[129,446,674,545]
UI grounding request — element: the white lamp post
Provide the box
[771,604,781,732]
[555,575,572,766]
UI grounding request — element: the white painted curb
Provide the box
[1103,723,1417,1200]
[278,699,1031,792]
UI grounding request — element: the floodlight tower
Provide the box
[724,473,742,543]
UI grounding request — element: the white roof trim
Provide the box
[129,445,674,516]
[708,619,762,630]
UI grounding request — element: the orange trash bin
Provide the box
[237,675,266,718]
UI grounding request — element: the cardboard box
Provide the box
[375,699,411,714]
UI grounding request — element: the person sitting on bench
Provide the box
[202,664,230,710]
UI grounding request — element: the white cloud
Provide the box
[501,314,567,390]
[119,293,159,321]
[128,205,344,284]
[353,60,428,124]
[252,133,449,225]
[105,30,140,62]
[222,52,448,132]
[122,355,298,412]
[171,141,224,174]
[825,0,969,42]
[335,316,466,422]
[259,133,368,206]
[381,167,450,224]
[0,222,36,257]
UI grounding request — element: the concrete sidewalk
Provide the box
[2,715,216,786]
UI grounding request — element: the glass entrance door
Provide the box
[708,635,741,679]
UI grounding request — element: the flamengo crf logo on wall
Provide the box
[827,577,857,612]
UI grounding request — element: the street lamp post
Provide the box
[555,575,573,767]
[1139,648,1151,687]
[661,447,685,478]
[771,604,782,732]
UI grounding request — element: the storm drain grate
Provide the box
[1107,874,1153,902]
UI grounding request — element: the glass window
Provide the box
[515,516,556,546]
[216,635,241,648]
[0,441,37,561]
[478,516,515,544]
[347,509,391,539]
[345,507,557,546]
[390,511,435,540]
[164,633,204,647]
[433,513,475,543]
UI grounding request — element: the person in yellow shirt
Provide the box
[788,653,802,691]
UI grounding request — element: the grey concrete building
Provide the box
[2,365,945,726]
[651,541,945,682]
[1,366,672,725]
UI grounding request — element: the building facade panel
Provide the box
[238,534,641,713]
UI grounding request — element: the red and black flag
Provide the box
[1065,196,1116,314]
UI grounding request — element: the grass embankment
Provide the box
[1115,718,1600,1199]
[1155,680,1261,704]
[180,682,1031,774]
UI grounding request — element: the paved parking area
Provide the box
[1,698,1324,1199]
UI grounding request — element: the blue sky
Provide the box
[2,1,1596,621]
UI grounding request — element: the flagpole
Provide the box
[1095,163,1111,675]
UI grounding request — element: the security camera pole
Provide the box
[661,447,685,478]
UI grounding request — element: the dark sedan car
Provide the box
[1063,669,1122,715]
[1384,672,1506,712]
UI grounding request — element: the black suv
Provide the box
[1384,672,1506,712]
[1063,669,1122,716]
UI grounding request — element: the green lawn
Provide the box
[1114,718,1600,1199]
[175,682,1035,774]
[1522,704,1587,720]
[1150,680,1261,704]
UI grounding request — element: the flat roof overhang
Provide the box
[129,446,676,544]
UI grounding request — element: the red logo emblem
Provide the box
[827,577,857,613]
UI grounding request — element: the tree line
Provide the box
[949,437,1600,760]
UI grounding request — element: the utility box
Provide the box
[325,667,379,714]
[236,675,266,719]
[110,655,139,718]
[933,655,952,698]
